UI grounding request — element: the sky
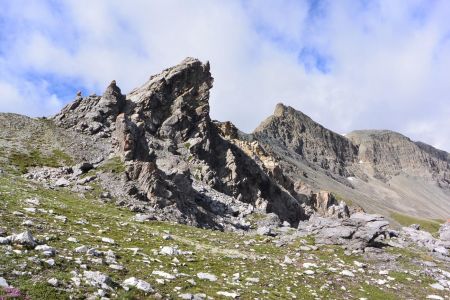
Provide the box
[1,0,450,151]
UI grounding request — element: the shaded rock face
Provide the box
[254,103,358,177]
[347,130,450,185]
[52,58,307,228]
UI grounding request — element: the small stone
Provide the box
[197,272,217,282]
[48,278,58,286]
[109,264,124,271]
[67,237,78,243]
[160,246,180,256]
[163,234,173,240]
[303,262,317,269]
[152,271,176,280]
[35,244,56,257]
[430,283,445,290]
[217,291,239,298]
[24,207,36,213]
[45,258,55,266]
[304,270,315,275]
[340,270,354,277]
[123,277,153,292]
[0,277,8,287]
[75,245,88,253]
[54,178,70,187]
[22,220,34,226]
[101,237,115,244]
[11,230,36,247]
[426,296,444,300]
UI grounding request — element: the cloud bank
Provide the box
[1,0,450,151]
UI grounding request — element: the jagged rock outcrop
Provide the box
[53,81,125,137]
[51,58,308,228]
[309,191,350,219]
[254,103,358,177]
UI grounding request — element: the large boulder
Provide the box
[298,212,390,250]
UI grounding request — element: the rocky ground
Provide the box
[0,151,449,299]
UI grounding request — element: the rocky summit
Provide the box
[0,58,449,299]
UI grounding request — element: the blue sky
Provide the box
[1,0,450,151]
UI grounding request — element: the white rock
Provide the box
[22,220,34,226]
[45,258,55,266]
[48,278,58,286]
[0,237,11,245]
[430,283,445,290]
[160,246,180,256]
[54,178,70,187]
[75,245,88,253]
[302,262,317,269]
[109,264,124,271]
[304,270,315,275]
[426,295,444,300]
[433,246,449,256]
[83,271,114,289]
[163,234,173,240]
[283,256,293,264]
[197,272,217,282]
[24,207,36,213]
[123,277,153,292]
[379,270,389,275]
[67,237,78,243]
[25,198,40,206]
[101,237,115,244]
[35,244,56,256]
[0,277,8,287]
[246,277,259,283]
[376,279,386,285]
[354,261,366,268]
[11,230,36,247]
[54,215,67,223]
[217,291,239,298]
[152,271,176,280]
[340,270,355,277]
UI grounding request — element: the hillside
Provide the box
[0,58,449,299]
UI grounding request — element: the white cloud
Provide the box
[1,0,450,151]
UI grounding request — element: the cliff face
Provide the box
[347,130,450,187]
[253,103,358,177]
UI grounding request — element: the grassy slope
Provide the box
[0,172,447,299]
[390,211,444,234]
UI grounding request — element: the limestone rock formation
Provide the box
[347,130,450,185]
[51,58,308,228]
[254,103,358,177]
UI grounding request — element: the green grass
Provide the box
[98,157,126,174]
[331,192,354,206]
[8,148,74,174]
[390,211,444,234]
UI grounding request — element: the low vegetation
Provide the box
[390,211,444,234]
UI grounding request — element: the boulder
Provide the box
[439,222,450,241]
